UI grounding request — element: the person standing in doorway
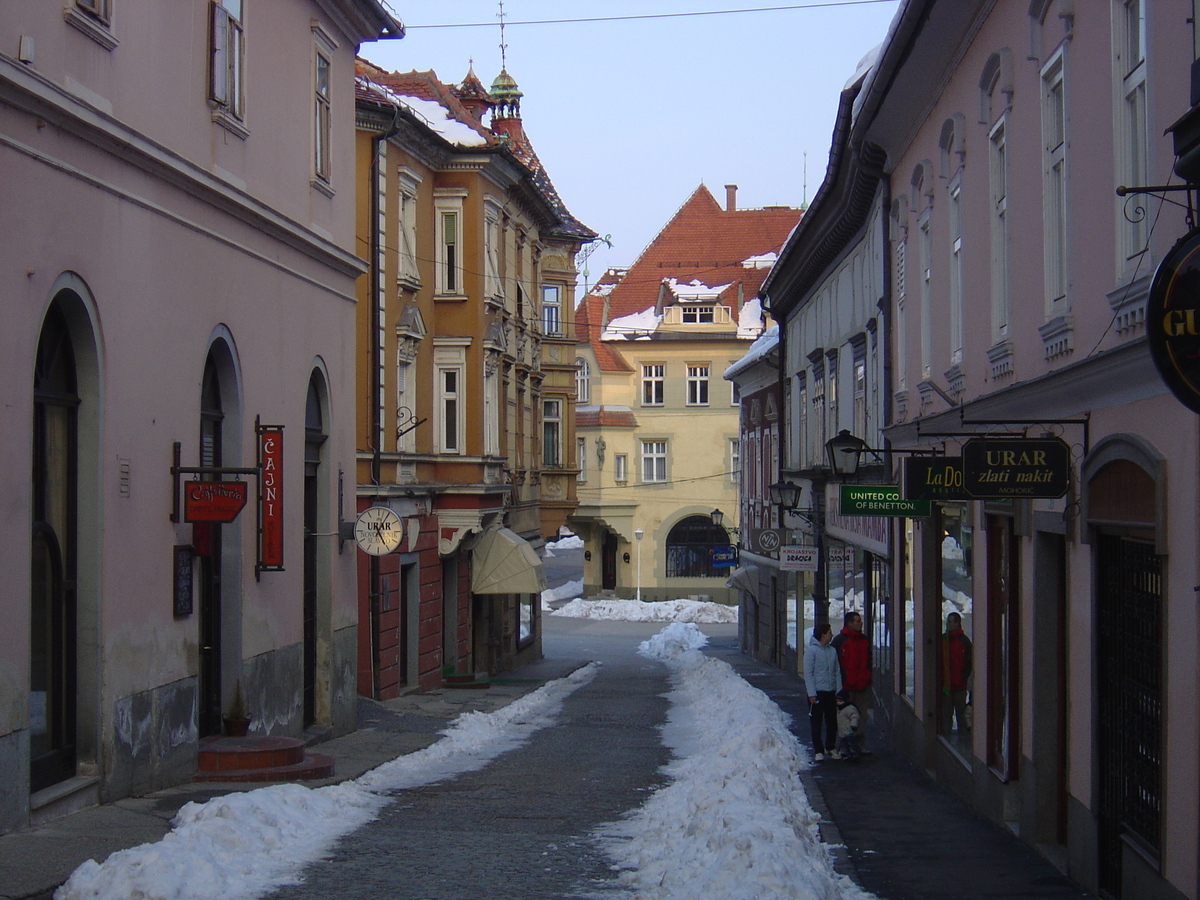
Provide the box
[804,622,842,761]
[941,611,973,733]
[832,610,873,754]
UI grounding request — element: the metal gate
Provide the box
[1096,533,1162,897]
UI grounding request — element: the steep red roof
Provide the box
[576,406,639,428]
[577,185,801,372]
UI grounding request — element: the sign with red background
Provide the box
[259,425,284,569]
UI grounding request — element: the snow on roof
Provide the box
[741,252,778,269]
[603,305,662,340]
[736,295,764,339]
[665,278,731,302]
[725,323,780,379]
[356,76,487,147]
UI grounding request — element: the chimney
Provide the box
[725,184,738,211]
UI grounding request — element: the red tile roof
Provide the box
[577,185,801,371]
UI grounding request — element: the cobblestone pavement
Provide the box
[267,621,674,900]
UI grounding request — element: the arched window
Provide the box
[575,357,590,403]
[665,515,730,578]
[303,371,328,727]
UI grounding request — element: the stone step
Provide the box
[196,735,334,783]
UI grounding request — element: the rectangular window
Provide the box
[442,212,458,294]
[853,356,867,440]
[434,189,467,297]
[542,285,562,336]
[397,170,421,285]
[1042,54,1068,314]
[686,365,710,406]
[990,118,1010,339]
[681,306,715,324]
[484,201,503,299]
[542,399,561,467]
[641,440,667,483]
[577,437,587,482]
[919,212,932,378]
[826,354,838,437]
[949,179,963,364]
[76,0,111,22]
[210,0,244,119]
[439,367,461,453]
[810,369,825,467]
[314,50,331,182]
[1116,0,1148,268]
[729,438,740,484]
[614,453,628,483]
[896,239,908,391]
[642,364,664,406]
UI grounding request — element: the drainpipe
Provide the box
[368,107,401,699]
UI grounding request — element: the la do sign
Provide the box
[1148,226,1200,414]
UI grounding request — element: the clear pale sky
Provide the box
[361,0,902,298]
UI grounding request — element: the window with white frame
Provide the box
[919,210,933,378]
[484,200,503,299]
[396,358,413,451]
[895,236,908,391]
[313,48,331,182]
[397,169,421,285]
[990,116,1010,339]
[642,364,664,406]
[434,190,467,296]
[826,353,838,435]
[810,366,825,467]
[577,437,587,482]
[1042,52,1068,315]
[686,364,710,406]
[542,399,562,467]
[641,440,668,482]
[210,0,244,121]
[66,0,117,48]
[796,372,808,472]
[1115,0,1148,269]
[434,339,468,454]
[575,357,590,403]
[729,437,740,484]
[484,357,500,455]
[542,285,562,336]
[681,305,715,324]
[949,177,963,364]
[76,0,111,22]
[853,352,867,439]
[614,453,628,483]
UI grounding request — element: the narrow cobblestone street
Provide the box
[267,621,671,900]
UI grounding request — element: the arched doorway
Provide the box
[1085,440,1164,898]
[303,372,328,727]
[30,303,78,791]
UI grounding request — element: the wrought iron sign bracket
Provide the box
[1116,182,1196,229]
[170,441,259,523]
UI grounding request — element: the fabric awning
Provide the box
[471,527,548,595]
[725,565,760,596]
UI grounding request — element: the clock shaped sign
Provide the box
[354,506,404,556]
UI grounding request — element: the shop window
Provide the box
[665,516,727,578]
[937,503,975,754]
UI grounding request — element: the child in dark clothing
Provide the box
[836,691,862,761]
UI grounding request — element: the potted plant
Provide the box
[222,680,251,737]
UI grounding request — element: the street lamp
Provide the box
[634,528,644,603]
[826,428,871,478]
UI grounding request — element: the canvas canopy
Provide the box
[471,527,547,595]
[724,565,760,597]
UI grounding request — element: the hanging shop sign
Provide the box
[183,480,248,523]
[780,546,819,572]
[904,457,969,502]
[839,485,931,517]
[748,528,784,555]
[258,423,284,572]
[1147,225,1200,413]
[711,545,738,568]
[961,437,1070,498]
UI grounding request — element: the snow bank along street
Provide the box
[55,620,865,900]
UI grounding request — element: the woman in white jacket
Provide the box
[803,622,842,760]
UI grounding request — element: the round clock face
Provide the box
[354,507,404,556]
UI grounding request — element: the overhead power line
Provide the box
[406,0,895,30]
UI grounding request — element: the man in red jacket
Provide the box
[832,610,872,754]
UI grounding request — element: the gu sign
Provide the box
[1148,226,1200,413]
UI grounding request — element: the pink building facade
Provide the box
[870,2,1199,897]
[0,0,399,833]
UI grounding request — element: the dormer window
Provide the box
[682,305,715,324]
